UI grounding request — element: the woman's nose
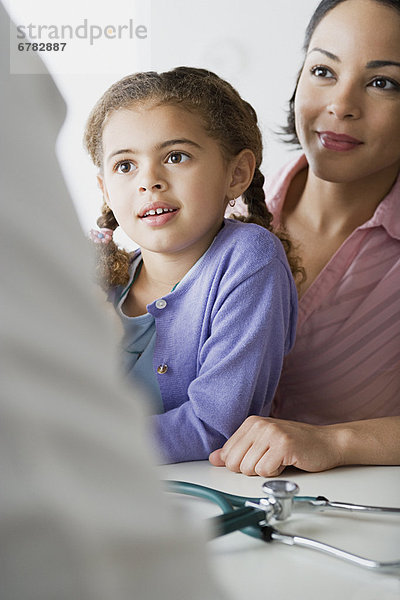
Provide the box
[326,81,362,120]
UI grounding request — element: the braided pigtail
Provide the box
[241,167,272,230]
[92,203,131,291]
[232,168,304,285]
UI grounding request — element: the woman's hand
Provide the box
[209,415,400,476]
[209,416,343,476]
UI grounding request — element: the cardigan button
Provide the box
[157,364,168,374]
[155,299,167,309]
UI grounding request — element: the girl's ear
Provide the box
[228,149,256,199]
[97,173,109,203]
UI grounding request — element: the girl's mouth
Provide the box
[141,207,177,218]
[139,205,179,226]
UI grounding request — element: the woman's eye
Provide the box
[166,152,190,164]
[115,160,136,174]
[370,77,399,91]
[310,65,334,79]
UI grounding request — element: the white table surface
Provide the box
[160,461,400,600]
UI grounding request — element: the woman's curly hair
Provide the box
[84,66,303,289]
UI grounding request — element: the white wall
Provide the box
[5,0,317,248]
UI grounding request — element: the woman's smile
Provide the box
[317,130,363,152]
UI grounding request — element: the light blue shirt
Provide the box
[115,256,163,413]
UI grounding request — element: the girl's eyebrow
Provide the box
[107,148,132,161]
[158,138,202,150]
[107,139,202,163]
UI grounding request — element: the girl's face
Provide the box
[98,102,241,260]
[294,0,400,185]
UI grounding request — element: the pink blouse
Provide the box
[268,155,400,424]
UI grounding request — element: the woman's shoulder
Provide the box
[265,154,307,221]
[266,154,307,192]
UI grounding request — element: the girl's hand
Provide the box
[209,416,344,477]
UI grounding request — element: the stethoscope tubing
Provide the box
[165,480,268,539]
[166,480,310,539]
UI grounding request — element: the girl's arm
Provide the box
[209,415,400,476]
[152,258,297,464]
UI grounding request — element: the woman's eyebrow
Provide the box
[366,59,400,69]
[307,47,340,62]
[307,50,400,70]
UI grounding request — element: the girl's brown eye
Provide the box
[116,161,135,173]
[167,152,190,164]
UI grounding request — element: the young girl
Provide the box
[84,67,299,463]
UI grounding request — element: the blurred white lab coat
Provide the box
[0,4,223,599]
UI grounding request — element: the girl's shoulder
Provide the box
[210,219,290,283]
[221,218,285,262]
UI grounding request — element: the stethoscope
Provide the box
[166,479,400,574]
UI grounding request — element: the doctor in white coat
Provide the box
[0,4,224,599]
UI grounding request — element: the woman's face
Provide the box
[294,0,400,185]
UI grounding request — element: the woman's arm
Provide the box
[209,415,400,476]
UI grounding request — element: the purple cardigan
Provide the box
[122,219,297,463]
[111,219,297,462]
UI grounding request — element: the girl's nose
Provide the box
[326,82,361,120]
[138,182,167,192]
[138,165,168,193]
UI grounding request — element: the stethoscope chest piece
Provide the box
[262,480,299,521]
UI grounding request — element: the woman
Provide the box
[210,0,400,476]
